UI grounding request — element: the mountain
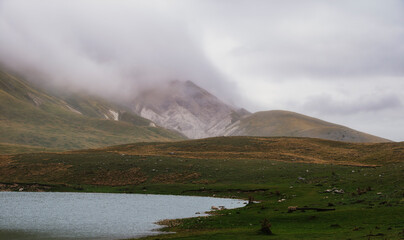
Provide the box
[0,68,390,147]
[133,80,250,139]
[223,110,390,143]
[0,69,184,152]
[132,81,390,143]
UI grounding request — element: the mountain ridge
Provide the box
[131,81,390,143]
[0,68,391,148]
[0,69,184,152]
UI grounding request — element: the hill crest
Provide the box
[222,110,390,143]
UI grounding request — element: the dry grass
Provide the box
[0,155,13,167]
[105,137,403,167]
[0,137,402,187]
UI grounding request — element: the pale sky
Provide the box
[0,0,403,141]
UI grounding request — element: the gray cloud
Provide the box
[0,0,236,101]
[302,94,402,115]
[192,0,404,80]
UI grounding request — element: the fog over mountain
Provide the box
[0,0,403,141]
[0,0,240,106]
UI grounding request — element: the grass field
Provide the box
[0,137,403,239]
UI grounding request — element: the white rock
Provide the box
[65,104,82,115]
[108,109,119,121]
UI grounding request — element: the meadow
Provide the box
[0,137,403,239]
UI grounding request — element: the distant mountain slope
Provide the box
[131,81,389,143]
[224,110,390,143]
[133,80,250,138]
[59,93,152,126]
[0,70,184,152]
[1,70,390,146]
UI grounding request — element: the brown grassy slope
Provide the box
[103,136,403,166]
[226,110,390,143]
[0,137,402,187]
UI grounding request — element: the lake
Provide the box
[0,192,245,240]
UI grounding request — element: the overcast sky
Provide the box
[0,0,403,141]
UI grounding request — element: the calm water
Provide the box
[0,192,245,240]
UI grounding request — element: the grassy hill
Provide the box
[0,136,403,239]
[0,70,184,153]
[225,110,390,143]
[1,137,401,185]
[103,136,403,166]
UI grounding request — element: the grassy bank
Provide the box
[0,137,403,239]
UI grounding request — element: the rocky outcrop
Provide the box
[133,80,250,139]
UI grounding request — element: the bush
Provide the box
[260,218,273,235]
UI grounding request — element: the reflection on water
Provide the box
[0,192,244,240]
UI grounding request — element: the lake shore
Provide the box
[1,137,403,239]
[0,191,245,240]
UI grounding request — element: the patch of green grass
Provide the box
[132,162,403,240]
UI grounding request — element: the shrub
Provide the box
[260,218,273,235]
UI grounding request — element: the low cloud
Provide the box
[302,94,402,115]
[195,0,404,80]
[0,0,236,102]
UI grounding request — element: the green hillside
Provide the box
[0,70,184,153]
[226,110,390,143]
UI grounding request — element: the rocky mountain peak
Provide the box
[132,80,250,139]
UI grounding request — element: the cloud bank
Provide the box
[0,0,234,101]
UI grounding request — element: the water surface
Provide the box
[0,192,244,240]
